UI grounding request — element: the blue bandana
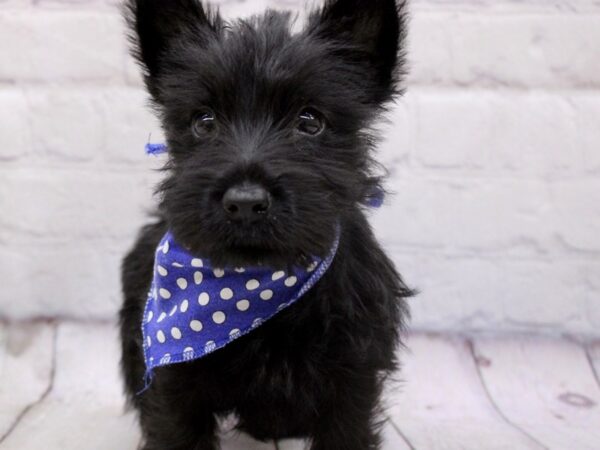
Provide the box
[141,230,340,384]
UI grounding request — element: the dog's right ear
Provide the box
[125,0,218,99]
[310,0,407,104]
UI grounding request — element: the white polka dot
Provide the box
[172,262,184,268]
[220,288,234,300]
[159,288,171,299]
[180,299,189,313]
[146,336,151,347]
[157,312,167,323]
[246,279,260,290]
[229,328,241,339]
[213,268,225,278]
[191,258,203,268]
[198,292,210,306]
[236,299,250,311]
[260,289,274,300]
[234,267,246,273]
[252,318,263,328]
[160,353,171,364]
[171,327,182,340]
[177,278,188,290]
[284,276,298,287]
[183,347,194,360]
[194,271,203,285]
[157,265,168,276]
[272,271,285,281]
[156,330,166,343]
[204,341,216,353]
[307,261,318,272]
[212,311,226,324]
[169,305,178,316]
[146,311,154,323]
[162,240,170,254]
[190,320,203,332]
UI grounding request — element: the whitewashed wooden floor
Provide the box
[1,322,599,450]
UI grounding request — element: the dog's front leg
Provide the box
[309,376,382,450]
[139,399,218,450]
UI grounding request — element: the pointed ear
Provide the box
[313,0,407,100]
[125,0,219,97]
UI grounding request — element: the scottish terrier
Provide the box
[119,1,412,449]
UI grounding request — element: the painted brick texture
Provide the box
[0,0,598,336]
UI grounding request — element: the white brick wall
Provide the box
[1,0,599,337]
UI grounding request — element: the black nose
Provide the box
[222,183,271,221]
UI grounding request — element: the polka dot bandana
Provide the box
[141,230,340,387]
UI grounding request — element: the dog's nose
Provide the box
[222,183,271,221]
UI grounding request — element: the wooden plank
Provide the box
[1,323,140,450]
[474,336,600,450]
[388,333,542,450]
[0,322,54,440]
[2,323,273,450]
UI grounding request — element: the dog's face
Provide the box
[128,0,406,267]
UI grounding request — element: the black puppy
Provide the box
[119,1,412,449]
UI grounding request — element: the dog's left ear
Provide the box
[312,0,407,102]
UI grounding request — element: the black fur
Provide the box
[120,1,412,448]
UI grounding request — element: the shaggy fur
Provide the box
[119,1,412,448]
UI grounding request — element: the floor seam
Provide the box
[465,338,549,450]
[584,345,600,390]
[0,321,58,445]
[387,416,416,450]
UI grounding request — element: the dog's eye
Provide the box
[191,110,216,138]
[297,108,325,136]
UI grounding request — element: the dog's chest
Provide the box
[198,298,334,404]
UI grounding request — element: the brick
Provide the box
[0,88,31,160]
[100,88,164,164]
[408,13,600,88]
[372,177,552,253]
[19,87,163,163]
[0,0,33,7]
[410,90,587,175]
[413,91,491,169]
[0,242,124,320]
[485,92,579,173]
[411,0,600,14]
[0,168,159,241]
[27,88,105,161]
[0,11,126,82]
[393,254,507,330]
[391,252,600,336]
[574,93,600,172]
[552,180,600,252]
[374,176,600,255]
